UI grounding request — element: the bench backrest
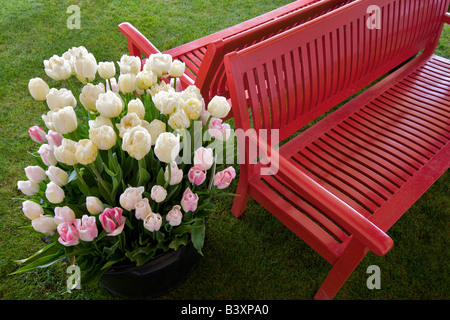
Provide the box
[194,0,355,102]
[225,0,450,143]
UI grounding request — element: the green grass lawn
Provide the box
[0,0,449,300]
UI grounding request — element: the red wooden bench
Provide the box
[118,0,354,108]
[224,0,450,299]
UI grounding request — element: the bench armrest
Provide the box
[248,131,394,256]
[118,22,161,57]
[444,12,450,24]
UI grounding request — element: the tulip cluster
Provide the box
[14,46,237,283]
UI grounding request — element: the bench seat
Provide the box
[248,54,450,265]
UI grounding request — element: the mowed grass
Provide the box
[0,0,449,300]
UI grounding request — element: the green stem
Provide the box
[89,163,112,202]
[73,164,90,194]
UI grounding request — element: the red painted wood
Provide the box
[118,0,355,108]
[224,0,450,299]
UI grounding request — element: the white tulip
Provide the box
[62,46,89,74]
[88,116,113,129]
[17,180,40,196]
[75,52,97,84]
[44,55,72,81]
[96,90,124,118]
[154,132,180,163]
[22,200,44,220]
[45,165,69,187]
[122,126,152,160]
[168,108,190,130]
[142,119,166,146]
[89,125,116,150]
[86,196,104,215]
[150,185,167,203]
[75,139,98,165]
[79,82,105,112]
[117,54,141,75]
[38,144,58,166]
[51,106,78,135]
[116,112,142,138]
[181,97,202,120]
[136,70,157,90]
[46,88,77,111]
[127,98,145,119]
[169,60,185,77]
[153,90,181,115]
[45,181,65,204]
[118,73,136,94]
[164,161,184,185]
[144,53,172,77]
[32,216,57,235]
[54,139,78,166]
[98,61,116,79]
[28,78,50,101]
[207,96,231,119]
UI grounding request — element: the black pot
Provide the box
[99,241,200,299]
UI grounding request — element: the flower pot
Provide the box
[99,241,200,299]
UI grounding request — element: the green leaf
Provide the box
[156,167,165,186]
[191,219,206,255]
[169,234,188,250]
[10,249,66,275]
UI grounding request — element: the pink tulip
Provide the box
[29,126,47,143]
[188,165,207,186]
[73,215,98,242]
[166,205,183,226]
[193,147,214,170]
[46,130,64,147]
[99,207,126,236]
[57,222,80,246]
[208,118,231,141]
[38,144,58,166]
[213,166,236,189]
[180,187,199,213]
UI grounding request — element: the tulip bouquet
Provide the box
[13,46,236,285]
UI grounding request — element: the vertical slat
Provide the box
[284,51,297,124]
[265,57,280,129]
[274,55,289,126]
[245,69,262,131]
[316,35,327,105]
[309,40,319,110]
[255,64,271,130]
[290,47,303,121]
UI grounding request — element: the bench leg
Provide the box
[231,177,250,218]
[314,238,369,300]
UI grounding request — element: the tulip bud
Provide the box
[38,144,58,166]
[119,186,144,211]
[207,95,231,119]
[54,206,76,225]
[117,54,141,75]
[25,165,47,183]
[150,185,167,203]
[29,126,47,143]
[143,213,162,232]
[98,61,116,79]
[17,180,40,196]
[118,73,136,94]
[166,205,183,226]
[45,181,65,204]
[169,60,186,78]
[28,77,50,101]
[22,200,44,220]
[44,55,72,81]
[86,196,104,215]
[127,98,145,119]
[32,216,57,235]
[46,130,63,147]
[45,165,69,186]
[154,132,180,163]
[75,52,97,84]
[135,197,152,220]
